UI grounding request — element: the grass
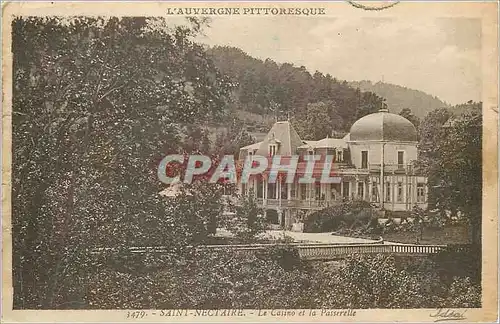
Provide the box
[381,224,471,245]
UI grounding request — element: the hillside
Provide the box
[348,80,450,118]
[207,46,385,134]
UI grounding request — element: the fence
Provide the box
[92,242,446,260]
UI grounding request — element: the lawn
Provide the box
[382,224,471,245]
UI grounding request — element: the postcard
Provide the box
[1,1,498,322]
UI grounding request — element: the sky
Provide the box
[192,15,481,106]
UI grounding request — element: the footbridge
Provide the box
[95,241,447,261]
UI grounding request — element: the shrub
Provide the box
[303,200,376,233]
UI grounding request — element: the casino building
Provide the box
[237,107,428,230]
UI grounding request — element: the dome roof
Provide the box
[349,109,417,142]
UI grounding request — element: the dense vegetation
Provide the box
[417,102,482,244]
[208,46,385,136]
[348,80,450,118]
[76,249,481,309]
[304,200,375,233]
[12,16,234,309]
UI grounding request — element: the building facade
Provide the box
[237,108,428,230]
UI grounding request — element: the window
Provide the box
[357,182,365,200]
[308,149,314,155]
[361,151,368,169]
[386,182,391,202]
[300,184,307,200]
[269,144,277,156]
[342,182,350,199]
[397,182,403,202]
[398,151,404,169]
[248,150,253,156]
[331,183,340,200]
[281,183,287,199]
[268,183,276,199]
[315,185,322,200]
[371,181,378,202]
[417,183,425,203]
[256,181,263,198]
[337,150,343,162]
[290,184,296,199]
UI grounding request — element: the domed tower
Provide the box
[347,107,421,210]
[350,108,418,143]
[348,107,418,169]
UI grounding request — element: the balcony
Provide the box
[255,198,341,209]
[368,164,415,174]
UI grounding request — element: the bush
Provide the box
[312,255,480,309]
[82,251,481,309]
[303,200,376,233]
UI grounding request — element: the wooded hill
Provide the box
[348,80,450,119]
[207,46,450,133]
[207,46,385,133]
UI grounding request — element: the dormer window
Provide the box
[248,150,253,156]
[269,144,277,156]
[308,149,314,155]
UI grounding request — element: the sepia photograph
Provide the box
[1,1,498,322]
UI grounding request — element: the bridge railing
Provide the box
[298,243,446,260]
[91,242,447,259]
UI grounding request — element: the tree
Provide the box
[411,205,426,242]
[207,46,384,132]
[12,17,233,309]
[212,119,255,157]
[417,107,453,180]
[418,103,482,244]
[226,190,266,242]
[399,108,421,131]
[291,101,342,140]
[168,181,226,241]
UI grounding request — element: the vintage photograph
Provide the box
[2,1,498,322]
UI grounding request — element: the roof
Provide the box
[244,156,341,181]
[349,109,417,142]
[298,137,348,149]
[255,121,303,156]
[241,141,263,150]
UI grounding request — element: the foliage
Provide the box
[226,191,267,242]
[85,248,313,309]
[349,80,450,119]
[213,118,256,157]
[83,252,481,310]
[290,101,343,140]
[411,205,426,242]
[303,200,376,233]
[418,103,482,244]
[446,277,481,307]
[207,46,384,132]
[313,254,480,309]
[12,16,233,309]
[399,108,420,131]
[167,181,227,240]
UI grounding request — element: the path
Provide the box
[216,229,404,245]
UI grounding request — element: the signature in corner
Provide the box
[429,308,468,322]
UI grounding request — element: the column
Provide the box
[391,175,395,210]
[263,179,267,206]
[368,179,373,203]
